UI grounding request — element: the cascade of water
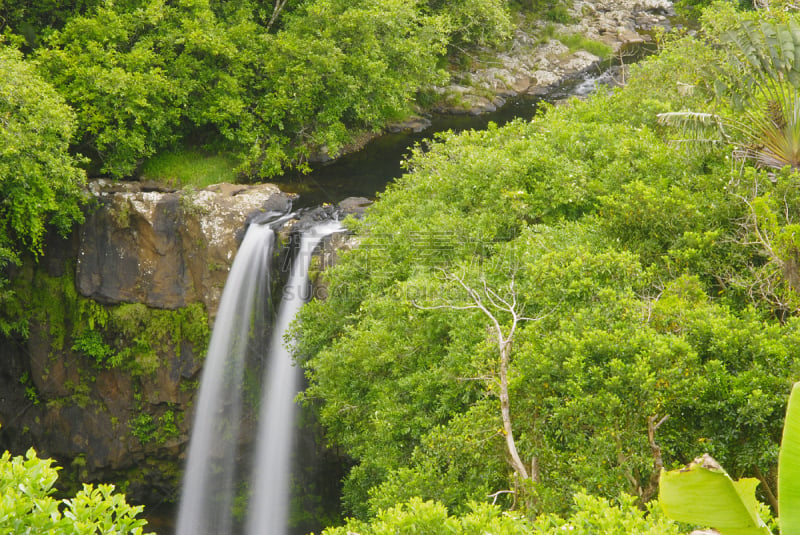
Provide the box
[176,216,342,535]
[245,220,343,535]
[175,223,275,535]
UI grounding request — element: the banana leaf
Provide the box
[660,454,771,535]
[779,382,800,535]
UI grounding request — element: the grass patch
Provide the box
[555,32,612,59]
[138,149,241,189]
[510,1,575,24]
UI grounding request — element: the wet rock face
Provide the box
[77,180,292,317]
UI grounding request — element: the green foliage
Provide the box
[322,498,532,535]
[532,493,681,534]
[779,383,800,533]
[296,11,800,523]
[659,12,800,172]
[0,446,152,534]
[108,302,210,374]
[427,0,512,47]
[30,0,511,179]
[555,32,612,59]
[0,44,86,335]
[35,3,190,177]
[0,0,100,46]
[129,412,178,445]
[19,372,39,405]
[660,455,771,535]
[672,0,750,19]
[71,330,113,367]
[510,0,574,23]
[660,382,800,533]
[6,266,210,376]
[322,493,679,535]
[243,0,450,176]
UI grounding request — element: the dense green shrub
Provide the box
[0,44,87,337]
[322,493,680,535]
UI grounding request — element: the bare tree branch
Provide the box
[266,0,290,31]
[412,268,556,484]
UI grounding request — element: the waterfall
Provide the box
[175,217,342,535]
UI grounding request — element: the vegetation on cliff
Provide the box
[0,46,86,337]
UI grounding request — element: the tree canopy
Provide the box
[295,3,800,524]
[0,0,513,179]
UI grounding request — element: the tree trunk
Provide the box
[499,339,530,481]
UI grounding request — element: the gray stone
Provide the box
[386,116,432,133]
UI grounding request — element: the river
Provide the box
[271,58,640,210]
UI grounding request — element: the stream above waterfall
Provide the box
[272,60,642,210]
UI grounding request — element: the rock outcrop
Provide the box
[77,180,293,317]
[433,0,674,114]
[0,181,297,505]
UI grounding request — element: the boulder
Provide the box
[386,116,432,133]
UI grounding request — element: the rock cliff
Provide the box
[0,181,295,504]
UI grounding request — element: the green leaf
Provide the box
[779,382,800,535]
[659,454,771,535]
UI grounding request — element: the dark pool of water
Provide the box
[271,95,542,209]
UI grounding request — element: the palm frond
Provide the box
[657,111,730,147]
[660,20,800,172]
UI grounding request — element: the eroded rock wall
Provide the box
[77,181,291,315]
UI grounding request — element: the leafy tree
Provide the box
[34,0,458,179]
[296,7,800,521]
[0,44,86,335]
[426,0,512,47]
[0,0,101,47]
[241,0,450,176]
[0,446,153,534]
[35,2,198,177]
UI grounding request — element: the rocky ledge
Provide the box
[78,180,293,317]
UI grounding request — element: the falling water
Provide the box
[176,223,275,535]
[245,220,343,535]
[176,217,342,535]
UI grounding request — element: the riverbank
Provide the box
[308,0,674,164]
[410,0,673,116]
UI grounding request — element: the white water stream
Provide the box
[176,223,274,535]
